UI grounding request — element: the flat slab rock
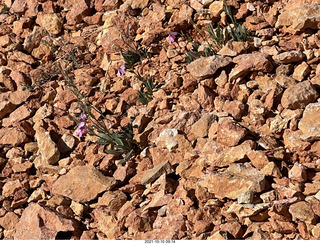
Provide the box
[14,203,77,240]
[187,55,232,79]
[298,102,320,141]
[52,166,116,203]
[141,160,174,185]
[197,163,267,200]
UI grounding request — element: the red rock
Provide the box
[52,166,116,203]
[193,85,215,111]
[231,53,273,80]
[57,134,77,154]
[220,221,243,239]
[283,129,310,152]
[275,3,320,33]
[187,55,232,80]
[14,203,77,240]
[197,163,267,200]
[223,100,246,121]
[281,81,318,109]
[289,163,307,182]
[193,220,213,236]
[207,140,254,167]
[66,0,90,25]
[0,100,16,119]
[2,105,33,126]
[94,0,120,11]
[217,119,247,147]
[247,150,270,170]
[190,113,216,139]
[11,0,27,13]
[0,128,28,147]
[141,160,174,185]
[273,51,305,64]
[80,231,96,240]
[93,190,127,212]
[113,163,135,182]
[270,219,296,234]
[289,201,317,224]
[0,212,19,230]
[298,103,320,141]
[35,126,60,165]
[152,214,186,238]
[128,0,149,9]
[94,209,123,239]
[293,62,310,81]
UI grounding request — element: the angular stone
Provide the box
[36,13,63,35]
[298,103,320,141]
[220,221,243,239]
[33,104,53,124]
[233,53,273,72]
[57,134,77,154]
[217,119,247,147]
[92,190,127,212]
[289,163,307,182]
[227,202,271,218]
[273,51,305,64]
[0,128,28,147]
[194,85,215,110]
[141,161,174,185]
[289,201,317,224]
[0,212,19,230]
[93,209,122,239]
[247,150,270,170]
[52,166,116,203]
[283,129,310,152]
[128,0,149,9]
[153,214,186,235]
[281,81,318,109]
[275,4,320,33]
[194,220,213,236]
[197,163,267,199]
[207,140,254,167]
[260,162,282,178]
[35,127,60,165]
[190,113,216,139]
[0,101,16,119]
[2,105,33,126]
[209,1,224,17]
[292,62,310,81]
[65,0,90,25]
[14,203,77,240]
[187,55,232,79]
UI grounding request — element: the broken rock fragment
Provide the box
[52,166,116,203]
[187,55,232,79]
[14,203,77,240]
[197,163,267,200]
[281,80,318,109]
[298,102,320,141]
[141,161,174,185]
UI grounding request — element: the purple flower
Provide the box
[168,32,178,44]
[80,113,86,120]
[117,65,126,77]
[76,121,89,138]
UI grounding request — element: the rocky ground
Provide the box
[0,0,320,240]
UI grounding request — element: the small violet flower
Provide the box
[168,32,178,44]
[80,113,86,120]
[117,65,126,77]
[76,121,89,138]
